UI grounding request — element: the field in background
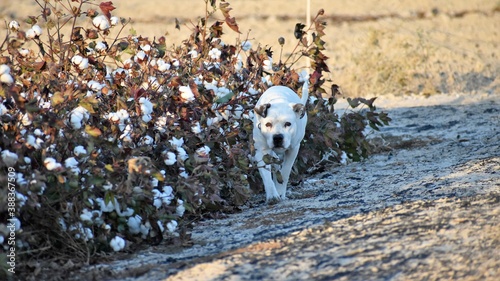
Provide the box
[1,0,498,97]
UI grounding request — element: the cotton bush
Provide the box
[0,0,389,278]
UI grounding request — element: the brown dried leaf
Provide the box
[85,125,102,137]
[219,2,232,18]
[225,16,241,34]
[99,1,116,19]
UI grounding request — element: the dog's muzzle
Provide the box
[273,134,284,148]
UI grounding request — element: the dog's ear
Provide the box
[255,103,271,118]
[292,103,306,119]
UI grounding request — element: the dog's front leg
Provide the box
[254,149,280,201]
[275,146,300,199]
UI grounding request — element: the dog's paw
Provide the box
[266,197,281,205]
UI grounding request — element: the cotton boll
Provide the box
[299,69,310,83]
[179,167,189,179]
[162,186,174,205]
[176,147,188,161]
[70,106,89,129]
[95,41,107,53]
[110,236,125,252]
[71,55,89,70]
[140,44,151,53]
[65,157,80,175]
[34,129,43,136]
[117,109,129,121]
[96,197,115,212]
[120,124,133,141]
[92,15,110,31]
[127,215,142,234]
[26,25,42,39]
[179,86,195,102]
[140,135,154,146]
[188,50,199,59]
[122,59,134,70]
[139,97,153,115]
[117,207,134,217]
[78,58,89,69]
[71,55,83,65]
[108,112,119,122]
[142,114,152,123]
[0,64,10,75]
[110,16,119,26]
[208,48,221,60]
[26,135,43,149]
[206,115,222,127]
[157,59,171,72]
[108,109,129,131]
[19,48,30,57]
[232,105,244,119]
[21,113,32,126]
[140,221,151,237]
[163,151,177,166]
[167,220,178,233]
[74,145,87,156]
[64,157,78,168]
[9,20,20,31]
[80,208,94,221]
[176,199,185,217]
[195,145,211,164]
[134,50,147,63]
[241,40,252,51]
[152,189,163,209]
[263,57,273,72]
[0,73,14,84]
[82,227,94,241]
[31,25,42,36]
[191,122,202,134]
[169,137,184,148]
[43,157,62,171]
[87,80,104,92]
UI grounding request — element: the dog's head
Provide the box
[254,102,306,152]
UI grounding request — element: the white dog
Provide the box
[253,81,308,202]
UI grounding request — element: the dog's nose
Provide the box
[273,134,284,147]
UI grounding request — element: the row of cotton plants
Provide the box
[0,0,389,276]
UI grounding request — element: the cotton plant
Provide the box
[0,1,390,272]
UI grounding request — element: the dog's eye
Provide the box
[265,122,272,128]
[284,122,291,127]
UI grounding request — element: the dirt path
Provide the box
[3,1,498,280]
[70,93,500,281]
